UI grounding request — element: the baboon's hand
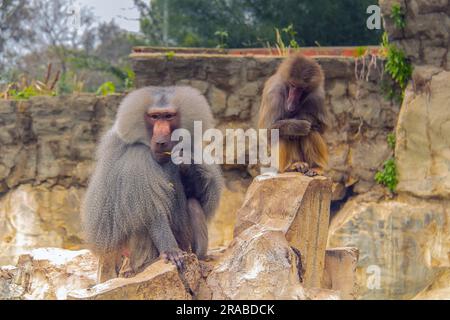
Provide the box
[285,162,318,177]
[304,169,318,177]
[271,119,311,136]
[285,161,309,173]
[161,249,186,272]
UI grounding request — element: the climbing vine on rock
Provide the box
[375,133,398,193]
[380,32,413,103]
[390,3,406,30]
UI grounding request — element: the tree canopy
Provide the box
[136,0,383,48]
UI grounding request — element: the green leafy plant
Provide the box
[355,46,368,58]
[385,46,412,91]
[122,67,136,90]
[214,30,229,49]
[391,4,406,30]
[165,51,176,60]
[7,86,39,100]
[282,24,300,49]
[380,32,413,102]
[375,158,398,192]
[273,24,301,56]
[96,81,116,96]
[2,64,60,99]
[380,76,403,104]
[387,132,396,149]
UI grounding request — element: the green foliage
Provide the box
[380,76,403,104]
[273,24,301,55]
[282,24,300,49]
[123,67,136,90]
[57,72,74,95]
[375,158,398,192]
[182,32,202,47]
[5,85,57,100]
[385,46,413,91]
[139,0,383,48]
[7,86,39,100]
[380,32,413,103]
[96,81,116,96]
[214,30,229,49]
[356,46,368,58]
[165,51,176,60]
[68,52,135,91]
[387,132,396,150]
[391,4,406,30]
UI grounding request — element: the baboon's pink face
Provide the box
[286,83,303,114]
[144,107,180,164]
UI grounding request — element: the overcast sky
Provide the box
[76,0,140,32]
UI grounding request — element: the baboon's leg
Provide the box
[128,231,159,274]
[279,138,307,173]
[187,198,208,260]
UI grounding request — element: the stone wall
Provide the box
[379,0,450,70]
[0,95,121,264]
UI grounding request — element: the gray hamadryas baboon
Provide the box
[82,86,223,280]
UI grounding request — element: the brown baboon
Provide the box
[82,86,223,281]
[258,53,329,175]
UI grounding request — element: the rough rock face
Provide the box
[322,247,359,300]
[379,0,450,70]
[0,248,97,300]
[413,269,450,300]
[69,255,201,300]
[0,249,202,300]
[0,265,21,299]
[0,185,84,265]
[233,173,332,288]
[0,95,122,193]
[208,171,251,248]
[395,68,450,197]
[207,174,341,299]
[328,194,450,300]
[207,227,308,300]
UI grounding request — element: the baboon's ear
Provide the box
[114,87,154,145]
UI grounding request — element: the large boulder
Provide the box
[206,226,340,300]
[0,248,203,300]
[206,173,344,300]
[0,185,84,265]
[395,69,450,198]
[0,248,97,300]
[234,173,332,288]
[413,269,450,300]
[69,254,201,300]
[328,194,450,300]
[322,247,359,300]
[206,227,308,300]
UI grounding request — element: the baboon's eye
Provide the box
[150,114,159,120]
